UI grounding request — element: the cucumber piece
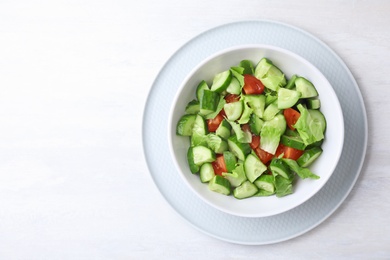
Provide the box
[295,77,318,98]
[297,147,323,167]
[223,151,237,172]
[233,180,258,199]
[208,175,231,195]
[239,60,255,75]
[237,101,253,124]
[227,135,251,161]
[192,145,215,166]
[249,113,264,135]
[204,97,226,120]
[224,100,243,121]
[265,92,278,106]
[244,153,267,183]
[192,114,208,136]
[210,70,232,93]
[196,80,209,101]
[262,101,280,121]
[230,66,244,74]
[244,94,266,118]
[222,163,247,187]
[254,58,286,91]
[308,109,327,133]
[200,163,215,183]
[215,119,232,140]
[190,131,208,147]
[184,100,200,114]
[277,88,301,109]
[230,68,245,87]
[226,76,242,95]
[285,74,298,90]
[207,134,228,154]
[306,98,321,109]
[199,89,220,116]
[187,147,200,173]
[280,135,306,150]
[176,114,197,136]
[270,158,292,180]
[254,174,275,194]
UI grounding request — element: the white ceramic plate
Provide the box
[142,20,367,245]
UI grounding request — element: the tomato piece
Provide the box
[283,146,304,160]
[275,143,285,158]
[283,108,300,130]
[254,147,274,165]
[211,154,227,175]
[250,135,260,149]
[243,74,265,95]
[225,94,240,103]
[274,143,304,160]
[207,110,225,132]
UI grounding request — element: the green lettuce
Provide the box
[294,104,325,146]
[260,114,286,154]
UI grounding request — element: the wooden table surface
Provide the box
[0,0,389,259]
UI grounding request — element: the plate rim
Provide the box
[142,19,368,245]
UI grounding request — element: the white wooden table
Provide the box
[0,0,389,258]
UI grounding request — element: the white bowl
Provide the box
[168,45,344,218]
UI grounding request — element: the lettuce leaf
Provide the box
[260,114,286,154]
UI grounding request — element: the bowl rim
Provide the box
[168,44,344,218]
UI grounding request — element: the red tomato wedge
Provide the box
[243,74,265,95]
[274,143,304,160]
[211,154,227,175]
[283,108,300,130]
[283,146,304,160]
[224,94,240,103]
[250,135,260,149]
[254,147,274,165]
[207,110,225,132]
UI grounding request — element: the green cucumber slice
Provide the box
[226,76,242,95]
[244,153,267,183]
[224,100,243,121]
[196,80,209,101]
[215,119,232,140]
[187,147,200,173]
[249,113,264,135]
[280,134,306,150]
[295,77,318,98]
[210,70,232,93]
[200,163,215,183]
[254,174,275,193]
[233,180,258,199]
[270,158,292,180]
[285,74,298,90]
[199,89,220,116]
[184,99,200,114]
[208,175,231,195]
[191,145,215,166]
[277,88,301,109]
[223,151,237,172]
[307,98,321,109]
[176,114,197,136]
[297,147,323,167]
[227,135,251,161]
